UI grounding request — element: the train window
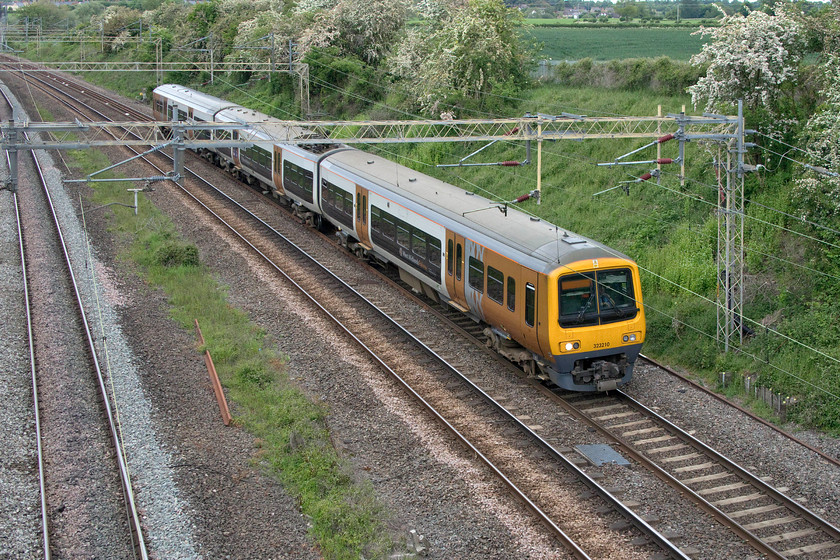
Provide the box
[370,205,440,280]
[596,269,637,324]
[194,116,210,140]
[362,195,367,225]
[356,194,362,221]
[412,233,427,260]
[322,179,353,228]
[397,224,410,248]
[557,269,636,327]
[447,240,453,276]
[283,160,314,203]
[468,257,484,292]
[177,109,188,121]
[155,99,164,114]
[428,238,441,267]
[507,277,516,311]
[381,213,396,239]
[558,273,598,327]
[487,267,504,304]
[243,146,271,170]
[456,244,462,281]
[525,283,536,327]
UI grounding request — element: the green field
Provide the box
[527,27,708,61]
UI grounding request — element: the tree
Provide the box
[793,2,840,225]
[389,0,535,115]
[614,1,639,21]
[687,3,804,128]
[331,0,408,64]
[11,0,69,29]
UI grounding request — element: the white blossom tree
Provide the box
[389,0,532,114]
[688,3,804,122]
[289,0,407,64]
[793,52,840,223]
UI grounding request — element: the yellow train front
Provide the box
[539,256,645,391]
[454,228,646,393]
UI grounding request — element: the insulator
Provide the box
[657,158,674,164]
[505,127,519,135]
[500,161,521,166]
[514,192,532,203]
[639,172,653,181]
[656,133,675,144]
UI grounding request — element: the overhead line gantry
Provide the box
[0,109,747,354]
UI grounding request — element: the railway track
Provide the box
[1,84,147,559]
[6,65,839,558]
[553,389,840,558]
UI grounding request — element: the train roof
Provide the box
[154,84,237,116]
[322,150,630,271]
[155,84,317,142]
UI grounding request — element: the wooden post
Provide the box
[194,320,232,426]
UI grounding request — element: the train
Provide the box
[152,84,645,392]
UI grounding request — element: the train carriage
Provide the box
[151,84,646,392]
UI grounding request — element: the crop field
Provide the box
[527,27,708,61]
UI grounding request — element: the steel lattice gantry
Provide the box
[0,111,746,351]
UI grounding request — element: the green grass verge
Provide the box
[63,143,393,558]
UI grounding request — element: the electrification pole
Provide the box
[717,100,746,351]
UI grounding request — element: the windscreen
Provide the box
[558,269,637,327]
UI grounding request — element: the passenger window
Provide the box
[428,238,441,266]
[507,277,516,311]
[487,267,504,304]
[468,257,484,292]
[397,224,410,248]
[412,233,427,259]
[356,193,361,221]
[456,244,462,281]
[362,195,367,224]
[525,283,535,327]
[447,239,453,276]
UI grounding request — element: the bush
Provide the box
[153,240,200,267]
[547,57,702,95]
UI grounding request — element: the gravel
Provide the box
[0,133,43,560]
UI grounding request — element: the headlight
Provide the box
[622,334,637,342]
[563,341,580,352]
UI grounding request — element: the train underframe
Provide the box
[485,327,635,392]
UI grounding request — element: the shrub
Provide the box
[153,240,200,267]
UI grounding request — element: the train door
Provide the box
[186,108,194,139]
[355,185,370,247]
[232,131,240,167]
[272,146,286,196]
[521,268,543,356]
[444,230,466,309]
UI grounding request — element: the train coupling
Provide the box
[596,379,619,392]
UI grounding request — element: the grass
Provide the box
[61,140,394,558]
[526,26,708,61]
